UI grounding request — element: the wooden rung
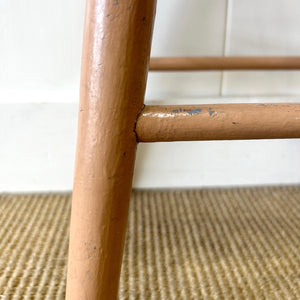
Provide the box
[149,57,300,71]
[135,103,300,142]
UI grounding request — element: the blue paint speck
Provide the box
[187,108,202,115]
[208,108,215,116]
[94,246,96,250]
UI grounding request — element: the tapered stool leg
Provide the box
[66,0,156,299]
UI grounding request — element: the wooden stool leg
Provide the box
[66,0,156,299]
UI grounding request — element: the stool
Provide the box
[65,1,300,298]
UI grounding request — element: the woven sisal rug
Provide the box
[0,187,300,299]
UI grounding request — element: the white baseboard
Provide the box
[2,97,300,192]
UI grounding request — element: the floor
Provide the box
[0,186,300,299]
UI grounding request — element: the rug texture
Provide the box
[0,187,300,299]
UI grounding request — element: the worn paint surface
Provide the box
[171,108,202,115]
[136,104,300,142]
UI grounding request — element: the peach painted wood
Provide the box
[149,57,300,71]
[136,104,300,142]
[66,0,156,299]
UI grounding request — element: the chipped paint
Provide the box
[208,108,215,116]
[187,108,202,115]
[171,108,202,115]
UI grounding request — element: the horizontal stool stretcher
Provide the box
[135,103,300,142]
[149,57,300,71]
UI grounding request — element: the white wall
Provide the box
[1,0,300,191]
